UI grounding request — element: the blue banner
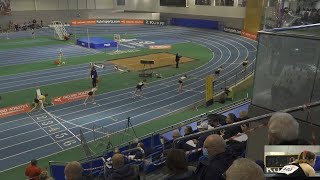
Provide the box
[171,18,220,29]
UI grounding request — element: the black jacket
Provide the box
[195,148,238,180]
[164,170,196,180]
[110,164,139,180]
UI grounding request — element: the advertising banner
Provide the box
[241,30,257,40]
[223,27,242,35]
[96,19,121,24]
[71,19,97,26]
[120,19,145,25]
[0,104,31,118]
[51,91,90,105]
[145,20,166,26]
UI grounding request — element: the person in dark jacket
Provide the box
[195,135,238,180]
[90,66,98,88]
[164,149,196,180]
[222,113,241,140]
[111,154,139,180]
[175,53,182,68]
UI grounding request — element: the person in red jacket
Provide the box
[25,159,42,180]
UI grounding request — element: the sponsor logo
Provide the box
[223,27,242,35]
[51,91,90,105]
[145,20,166,26]
[241,30,257,40]
[71,19,96,26]
[96,19,121,24]
[266,167,281,174]
[120,19,145,25]
[0,104,31,118]
[149,45,172,50]
[81,43,85,46]
[104,43,111,47]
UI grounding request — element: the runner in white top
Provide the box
[178,75,187,93]
[83,87,98,106]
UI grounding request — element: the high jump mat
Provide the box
[76,37,117,49]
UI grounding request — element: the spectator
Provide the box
[195,135,237,180]
[25,159,42,180]
[222,113,241,139]
[196,122,209,148]
[134,142,145,159]
[225,158,265,180]
[172,130,184,150]
[275,151,316,177]
[268,112,308,145]
[64,161,84,180]
[164,149,196,180]
[111,154,139,180]
[184,126,193,136]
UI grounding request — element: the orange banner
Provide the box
[149,45,172,50]
[120,19,145,25]
[71,19,97,26]
[0,104,31,119]
[52,91,90,105]
[241,30,257,40]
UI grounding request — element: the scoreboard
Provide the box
[265,155,299,173]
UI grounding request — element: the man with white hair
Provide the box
[225,158,265,180]
[268,112,306,145]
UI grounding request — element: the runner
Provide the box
[178,75,187,93]
[31,28,35,39]
[133,79,147,98]
[214,66,223,77]
[242,58,249,68]
[83,87,98,106]
[90,66,98,88]
[29,94,48,112]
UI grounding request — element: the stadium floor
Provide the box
[0,25,257,172]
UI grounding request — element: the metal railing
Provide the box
[174,100,320,145]
[79,98,251,162]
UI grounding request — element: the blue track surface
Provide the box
[0,25,257,172]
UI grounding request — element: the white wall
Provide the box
[115,0,246,18]
[10,0,114,11]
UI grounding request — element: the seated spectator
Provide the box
[222,113,241,140]
[164,149,196,180]
[225,158,265,180]
[25,159,42,180]
[195,122,209,148]
[275,151,316,177]
[268,112,309,145]
[172,130,184,150]
[64,161,85,180]
[134,142,145,159]
[111,154,139,180]
[195,135,238,180]
[184,126,193,136]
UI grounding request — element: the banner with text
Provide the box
[120,19,145,25]
[241,30,257,40]
[145,20,166,26]
[96,19,121,24]
[71,19,97,26]
[0,104,31,119]
[149,45,171,50]
[52,91,90,105]
[223,27,242,35]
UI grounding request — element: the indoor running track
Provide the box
[0,26,257,172]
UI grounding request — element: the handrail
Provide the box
[174,100,320,145]
[78,98,251,162]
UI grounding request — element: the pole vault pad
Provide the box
[76,37,117,49]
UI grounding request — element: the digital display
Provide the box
[265,155,299,168]
[160,0,187,7]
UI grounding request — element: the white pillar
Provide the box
[34,0,38,11]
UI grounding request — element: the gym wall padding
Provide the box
[170,18,221,30]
